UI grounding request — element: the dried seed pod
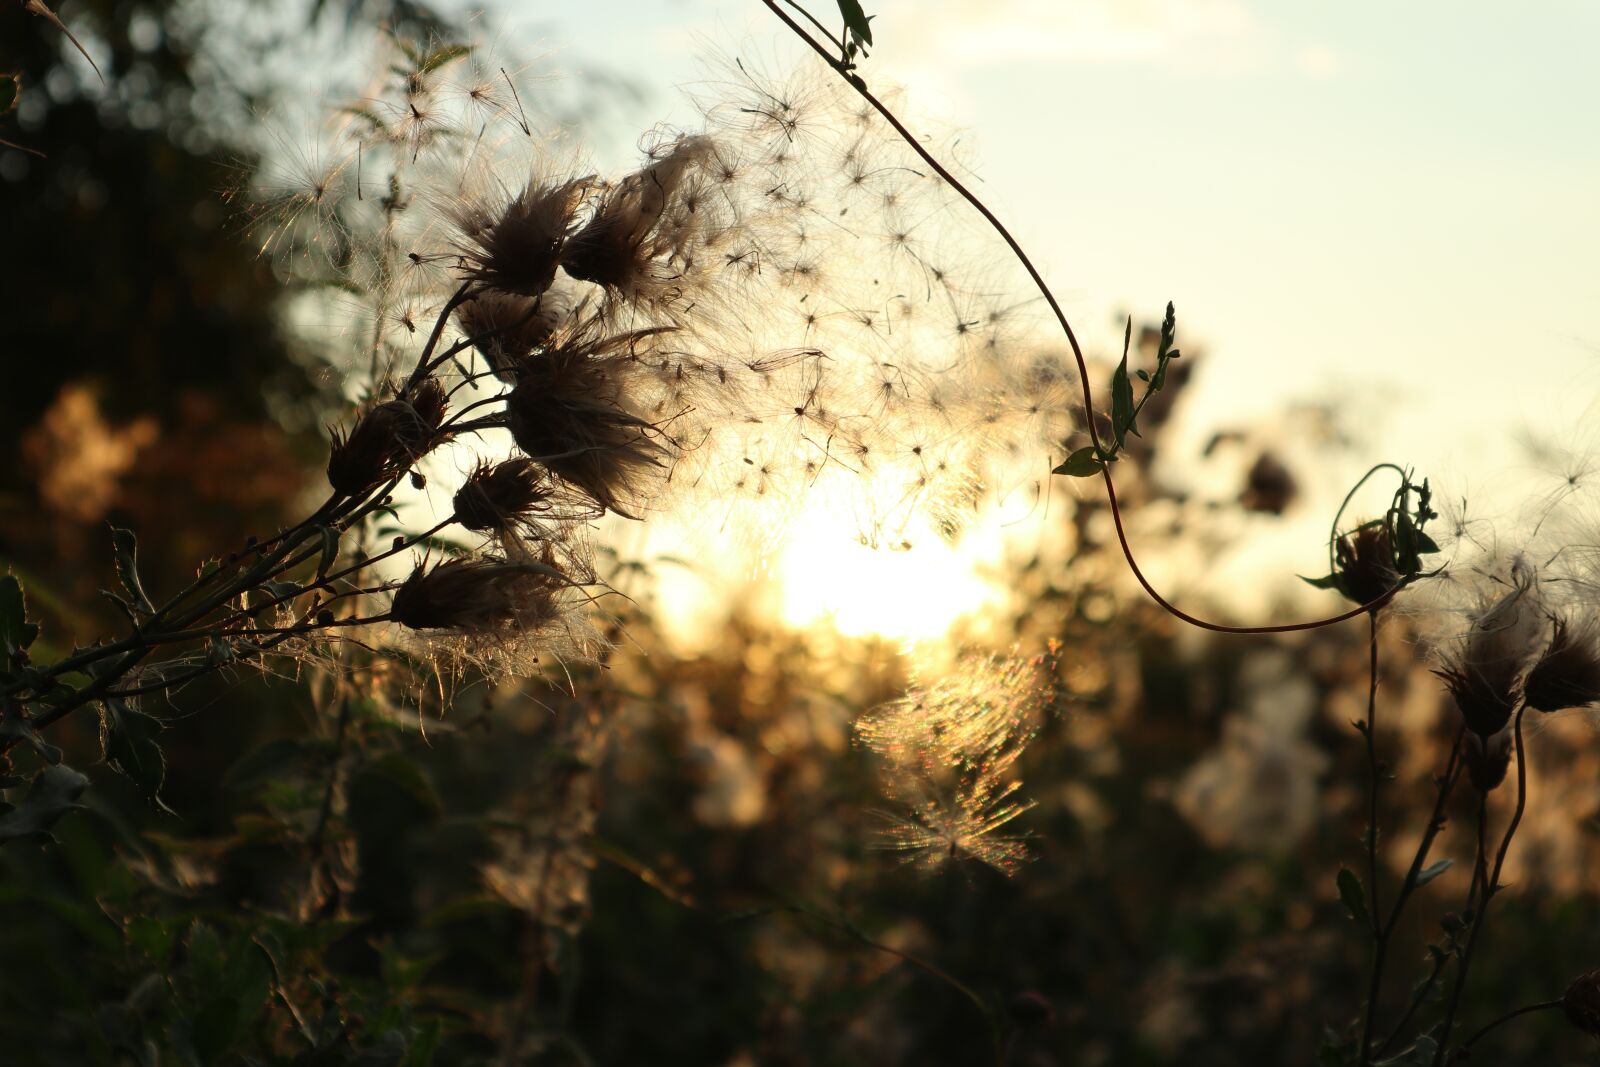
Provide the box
[1524,616,1600,713]
[1462,728,1512,793]
[326,379,450,495]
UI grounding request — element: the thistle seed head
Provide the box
[326,379,450,495]
[453,458,556,533]
[1435,570,1541,737]
[451,175,589,296]
[561,136,714,301]
[1524,615,1600,713]
[504,323,673,518]
[456,289,570,382]
[389,556,569,634]
[1566,971,1600,1035]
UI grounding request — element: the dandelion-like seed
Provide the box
[874,769,1035,875]
[858,650,1055,875]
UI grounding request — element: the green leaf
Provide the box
[0,713,62,765]
[0,574,39,660]
[109,526,155,614]
[836,0,874,49]
[0,763,89,845]
[1337,867,1370,928]
[1300,572,1345,592]
[1052,446,1104,479]
[1111,316,1137,448]
[0,73,19,117]
[100,697,172,813]
[1414,858,1452,888]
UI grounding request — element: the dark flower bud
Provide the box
[1462,729,1512,794]
[1564,970,1600,1036]
[1336,523,1398,610]
[1524,616,1600,713]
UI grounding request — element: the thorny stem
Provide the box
[1432,705,1531,1066]
[1446,998,1562,1064]
[760,0,1400,635]
[1364,727,1465,1061]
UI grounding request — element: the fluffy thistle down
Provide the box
[857,650,1055,874]
[1433,563,1543,739]
[222,36,1119,690]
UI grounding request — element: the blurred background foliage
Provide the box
[4,2,1600,1065]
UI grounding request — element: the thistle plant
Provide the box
[6,4,1600,1064]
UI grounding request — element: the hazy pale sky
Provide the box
[439,1,1600,630]
[501,0,1599,497]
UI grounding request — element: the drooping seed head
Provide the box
[504,322,673,518]
[1524,615,1600,713]
[389,557,568,634]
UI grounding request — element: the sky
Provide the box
[499,0,1598,465]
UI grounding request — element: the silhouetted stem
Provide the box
[1447,998,1561,1063]
[1433,705,1531,1065]
[760,0,1399,636]
[1364,727,1465,1062]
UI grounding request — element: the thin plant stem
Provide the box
[1358,610,1384,1062]
[1365,727,1465,1061]
[1433,705,1531,1065]
[1447,998,1561,1064]
[758,0,1398,636]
